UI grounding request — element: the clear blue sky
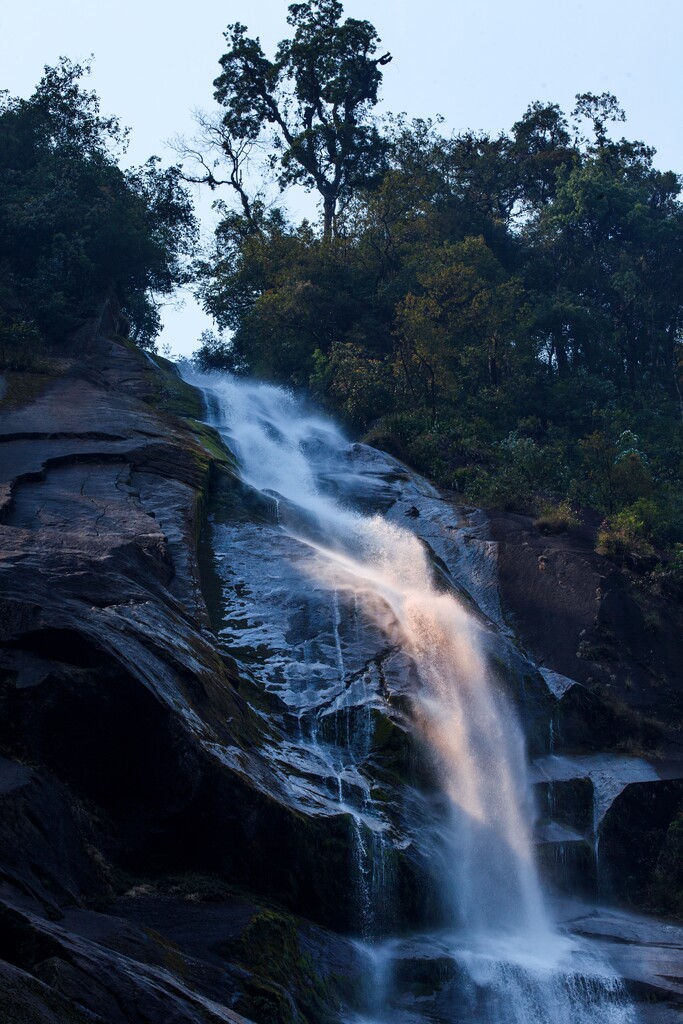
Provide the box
[2,0,681,356]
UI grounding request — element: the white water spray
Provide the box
[195,373,634,1023]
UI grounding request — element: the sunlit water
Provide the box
[190,372,634,1024]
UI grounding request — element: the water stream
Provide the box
[192,372,635,1023]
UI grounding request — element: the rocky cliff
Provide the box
[0,327,367,1023]
[0,327,682,1023]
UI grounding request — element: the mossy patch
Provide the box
[0,366,67,412]
[233,909,344,1024]
[143,353,205,420]
[118,341,205,421]
[186,419,236,470]
[130,350,238,501]
[367,708,417,783]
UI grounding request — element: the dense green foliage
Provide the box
[0,59,197,365]
[195,17,683,558]
[3,16,682,565]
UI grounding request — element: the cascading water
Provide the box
[192,371,635,1024]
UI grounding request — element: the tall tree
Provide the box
[213,0,391,238]
[529,129,683,396]
[396,236,532,418]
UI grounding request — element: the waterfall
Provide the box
[192,372,634,1024]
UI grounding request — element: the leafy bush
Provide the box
[596,506,656,564]
[534,499,580,535]
[0,314,44,370]
[311,342,396,426]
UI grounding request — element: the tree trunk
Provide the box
[488,335,498,387]
[554,338,568,377]
[322,194,336,240]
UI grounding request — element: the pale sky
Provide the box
[2,1,681,356]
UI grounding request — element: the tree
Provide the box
[509,101,576,214]
[212,0,391,238]
[0,59,197,352]
[192,86,683,536]
[395,236,532,419]
[529,126,683,395]
[196,208,383,384]
[572,91,626,150]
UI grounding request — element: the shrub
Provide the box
[650,544,683,597]
[596,506,655,564]
[534,499,581,535]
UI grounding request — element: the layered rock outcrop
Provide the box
[0,330,364,1022]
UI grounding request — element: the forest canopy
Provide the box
[2,7,683,573]
[190,2,683,565]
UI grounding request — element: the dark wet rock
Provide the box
[489,511,683,739]
[0,957,104,1023]
[528,753,683,904]
[557,902,683,1016]
[0,757,115,914]
[599,779,683,905]
[536,775,594,835]
[0,884,369,1024]
[0,331,381,1018]
[484,509,683,908]
[0,331,363,915]
[536,828,596,894]
[488,512,606,681]
[486,650,555,759]
[0,895,255,1023]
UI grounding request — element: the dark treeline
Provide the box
[190,1,683,575]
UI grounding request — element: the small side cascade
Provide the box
[293,689,394,937]
[594,811,602,897]
[332,589,347,685]
[322,691,392,937]
[349,813,372,933]
[532,751,663,904]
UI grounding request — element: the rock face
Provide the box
[1,329,682,1023]
[488,510,683,915]
[0,331,366,1022]
[490,510,683,734]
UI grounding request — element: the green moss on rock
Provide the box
[648,809,683,918]
[232,909,346,1024]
